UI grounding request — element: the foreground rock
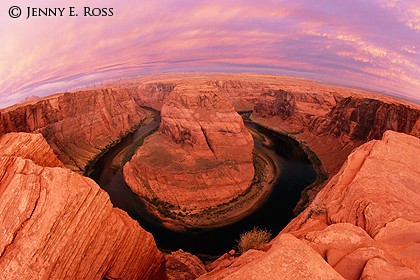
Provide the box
[123,82,255,227]
[284,130,420,278]
[199,234,344,280]
[0,133,165,280]
[0,132,64,168]
[200,131,420,279]
[165,250,207,280]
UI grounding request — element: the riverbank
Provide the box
[249,114,329,214]
[84,112,156,176]
[91,116,317,255]
[138,142,279,231]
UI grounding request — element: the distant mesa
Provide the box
[22,95,41,103]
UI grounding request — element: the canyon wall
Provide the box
[0,132,166,280]
[253,86,420,176]
[1,73,419,279]
[123,81,255,220]
[3,73,416,177]
[312,96,420,141]
[0,88,152,172]
[130,82,176,110]
[200,131,420,279]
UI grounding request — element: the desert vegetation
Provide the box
[237,227,272,254]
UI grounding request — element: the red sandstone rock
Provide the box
[123,82,254,212]
[0,73,419,279]
[0,132,64,168]
[0,133,165,280]
[282,131,420,279]
[254,90,296,119]
[0,88,151,172]
[199,131,420,279]
[132,82,175,110]
[319,97,420,141]
[206,79,265,111]
[199,234,344,280]
[165,249,207,280]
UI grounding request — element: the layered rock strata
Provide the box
[312,96,420,141]
[0,133,165,280]
[0,89,152,172]
[0,132,64,168]
[123,82,254,220]
[254,89,420,172]
[200,131,420,279]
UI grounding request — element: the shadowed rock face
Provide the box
[0,133,166,280]
[254,90,296,119]
[253,86,420,177]
[322,97,420,141]
[123,82,254,211]
[165,250,207,280]
[200,131,420,279]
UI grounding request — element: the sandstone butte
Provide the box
[0,73,419,279]
[0,132,166,280]
[123,81,255,224]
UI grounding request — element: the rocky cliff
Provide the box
[0,132,166,280]
[131,82,175,110]
[0,132,64,168]
[200,131,420,279]
[253,86,420,177]
[0,88,152,172]
[123,81,255,227]
[1,73,419,278]
[314,96,420,141]
[206,79,265,111]
[254,90,296,119]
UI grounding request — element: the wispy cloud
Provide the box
[0,0,419,108]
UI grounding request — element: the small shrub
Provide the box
[237,227,271,254]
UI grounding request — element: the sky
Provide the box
[0,0,419,108]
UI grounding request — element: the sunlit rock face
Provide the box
[200,131,420,280]
[123,81,255,211]
[0,88,152,172]
[0,132,166,280]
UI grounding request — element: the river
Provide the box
[89,111,317,257]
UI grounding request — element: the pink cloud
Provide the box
[0,0,419,108]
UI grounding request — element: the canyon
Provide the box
[0,73,419,279]
[123,81,257,229]
[199,131,420,279]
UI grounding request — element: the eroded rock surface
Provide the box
[199,234,344,280]
[315,97,420,141]
[201,131,420,279]
[165,250,207,280]
[0,133,166,280]
[0,132,64,168]
[283,131,420,279]
[0,89,152,172]
[124,82,254,215]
